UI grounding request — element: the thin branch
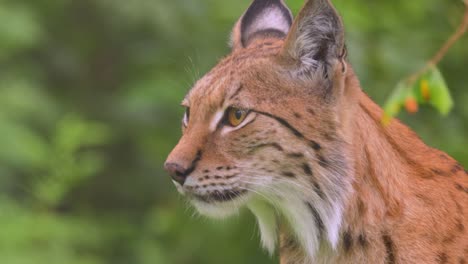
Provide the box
[406,0,468,84]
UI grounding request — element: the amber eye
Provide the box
[226,107,248,127]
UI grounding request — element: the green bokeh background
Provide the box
[0,0,467,263]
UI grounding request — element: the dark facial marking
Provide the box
[247,142,284,154]
[253,111,325,155]
[254,111,304,138]
[282,171,296,178]
[302,163,313,176]
[229,84,244,100]
[382,232,396,264]
[293,112,302,119]
[342,231,353,253]
[306,202,324,239]
[459,257,466,264]
[437,252,448,264]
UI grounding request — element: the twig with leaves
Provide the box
[383,0,468,123]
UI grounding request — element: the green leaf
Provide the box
[425,66,454,115]
[383,81,410,118]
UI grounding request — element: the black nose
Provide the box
[164,162,188,185]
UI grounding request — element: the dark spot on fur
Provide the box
[287,152,304,158]
[452,164,463,174]
[382,232,396,264]
[440,154,449,160]
[203,169,210,173]
[416,193,434,206]
[322,131,336,141]
[317,154,329,167]
[357,198,367,216]
[358,233,368,248]
[456,219,465,232]
[432,168,449,177]
[302,163,313,176]
[306,202,324,239]
[455,183,468,194]
[214,175,222,179]
[282,171,295,178]
[437,252,448,264]
[224,174,237,179]
[314,182,325,199]
[310,141,321,151]
[294,112,302,119]
[307,108,315,115]
[280,235,298,251]
[459,257,466,264]
[343,231,353,253]
[421,171,435,179]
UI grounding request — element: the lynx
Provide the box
[164,0,468,263]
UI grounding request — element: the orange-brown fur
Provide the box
[165,1,468,263]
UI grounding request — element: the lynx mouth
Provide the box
[192,189,248,203]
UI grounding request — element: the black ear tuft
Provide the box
[232,0,293,49]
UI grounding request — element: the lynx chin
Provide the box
[164,0,468,263]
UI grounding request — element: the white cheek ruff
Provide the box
[247,198,278,255]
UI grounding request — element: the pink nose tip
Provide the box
[164,162,188,185]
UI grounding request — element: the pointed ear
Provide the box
[231,0,293,50]
[281,0,346,76]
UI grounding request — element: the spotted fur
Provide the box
[165,0,468,263]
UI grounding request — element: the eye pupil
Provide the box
[235,110,243,119]
[226,107,248,127]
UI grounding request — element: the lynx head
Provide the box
[165,0,357,256]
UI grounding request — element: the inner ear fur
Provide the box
[231,0,293,50]
[281,0,346,76]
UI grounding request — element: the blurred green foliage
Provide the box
[0,0,467,264]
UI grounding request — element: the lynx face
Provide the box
[165,0,353,254]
